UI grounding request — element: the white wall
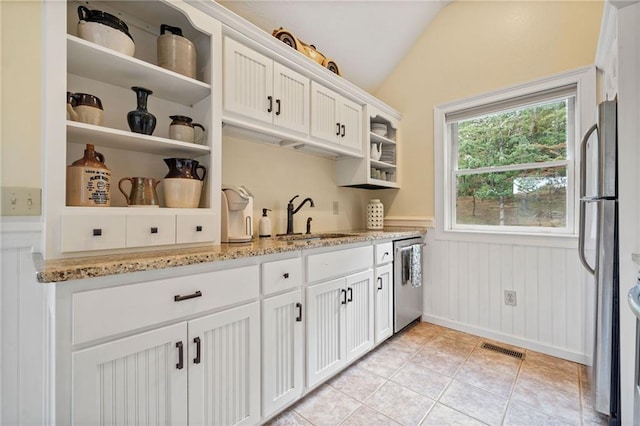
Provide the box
[423,231,592,363]
[0,222,51,425]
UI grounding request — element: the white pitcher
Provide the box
[370,143,382,161]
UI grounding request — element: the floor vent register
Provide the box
[480,342,525,360]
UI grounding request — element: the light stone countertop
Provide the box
[633,253,640,265]
[34,228,425,283]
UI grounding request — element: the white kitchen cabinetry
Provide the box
[188,302,261,426]
[43,0,222,259]
[306,269,374,388]
[262,290,304,418]
[374,263,394,345]
[224,37,309,135]
[337,105,400,189]
[311,82,363,154]
[73,303,260,426]
[72,323,188,425]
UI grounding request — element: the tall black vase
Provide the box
[127,86,156,135]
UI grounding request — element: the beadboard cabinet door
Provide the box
[306,278,347,388]
[310,82,363,154]
[339,98,363,152]
[262,290,304,417]
[188,302,260,426]
[72,323,188,426]
[374,263,394,345]
[273,63,309,134]
[224,37,273,125]
[345,270,374,361]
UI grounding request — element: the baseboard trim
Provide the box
[422,314,591,365]
[384,216,434,228]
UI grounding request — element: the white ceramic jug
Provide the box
[370,143,382,161]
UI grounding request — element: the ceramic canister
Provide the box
[367,199,384,230]
[157,25,196,79]
[66,144,111,207]
[77,5,135,56]
[71,93,104,126]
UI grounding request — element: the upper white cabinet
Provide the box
[310,82,363,154]
[224,37,309,135]
[337,105,400,189]
[42,0,222,259]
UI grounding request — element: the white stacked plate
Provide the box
[380,147,395,164]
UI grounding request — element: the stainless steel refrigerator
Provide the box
[578,98,620,425]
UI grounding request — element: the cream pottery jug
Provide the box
[157,25,196,79]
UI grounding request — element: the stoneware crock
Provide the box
[77,5,135,56]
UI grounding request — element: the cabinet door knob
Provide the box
[193,337,201,364]
[267,95,273,113]
[92,228,102,236]
[176,341,184,370]
[150,227,158,234]
[283,272,290,279]
[341,124,345,137]
[295,302,302,322]
[336,122,341,136]
[275,99,281,116]
[196,225,203,232]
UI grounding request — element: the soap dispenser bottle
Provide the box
[259,208,272,238]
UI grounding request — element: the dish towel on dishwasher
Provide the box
[410,244,422,288]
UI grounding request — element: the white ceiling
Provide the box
[217,1,450,93]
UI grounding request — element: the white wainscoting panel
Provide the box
[423,229,592,364]
[1,219,51,425]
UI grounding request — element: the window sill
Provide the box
[434,228,578,248]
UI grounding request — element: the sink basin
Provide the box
[274,233,356,242]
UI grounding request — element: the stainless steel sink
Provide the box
[274,232,356,242]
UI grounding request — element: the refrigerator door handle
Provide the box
[578,123,598,276]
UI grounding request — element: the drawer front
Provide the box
[306,245,373,283]
[72,265,260,345]
[375,242,393,265]
[262,257,302,296]
[176,214,215,244]
[61,214,126,252]
[126,215,176,248]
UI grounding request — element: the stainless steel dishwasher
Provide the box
[628,282,640,425]
[393,237,425,333]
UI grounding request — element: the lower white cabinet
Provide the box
[72,323,188,426]
[71,302,260,426]
[262,290,304,417]
[306,270,374,388]
[188,302,261,426]
[374,263,394,344]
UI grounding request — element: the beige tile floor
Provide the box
[268,321,610,426]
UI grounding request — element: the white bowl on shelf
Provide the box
[371,123,388,137]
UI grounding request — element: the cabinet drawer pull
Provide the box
[341,288,347,305]
[347,287,353,302]
[283,272,290,279]
[275,99,281,116]
[176,341,184,369]
[341,124,346,137]
[150,227,158,234]
[295,302,302,322]
[196,225,203,232]
[336,122,341,136]
[267,95,273,113]
[193,337,201,364]
[92,228,102,236]
[382,251,389,259]
[377,277,383,290]
[174,290,202,302]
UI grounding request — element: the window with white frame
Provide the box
[435,68,594,237]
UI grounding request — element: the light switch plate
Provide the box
[1,187,42,216]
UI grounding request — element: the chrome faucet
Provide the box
[286,195,315,234]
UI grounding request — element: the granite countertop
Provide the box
[633,253,640,266]
[35,228,425,283]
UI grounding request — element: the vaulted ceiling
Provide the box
[217,1,451,93]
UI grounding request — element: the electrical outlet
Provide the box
[504,290,517,306]
[333,201,339,215]
[1,187,42,216]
